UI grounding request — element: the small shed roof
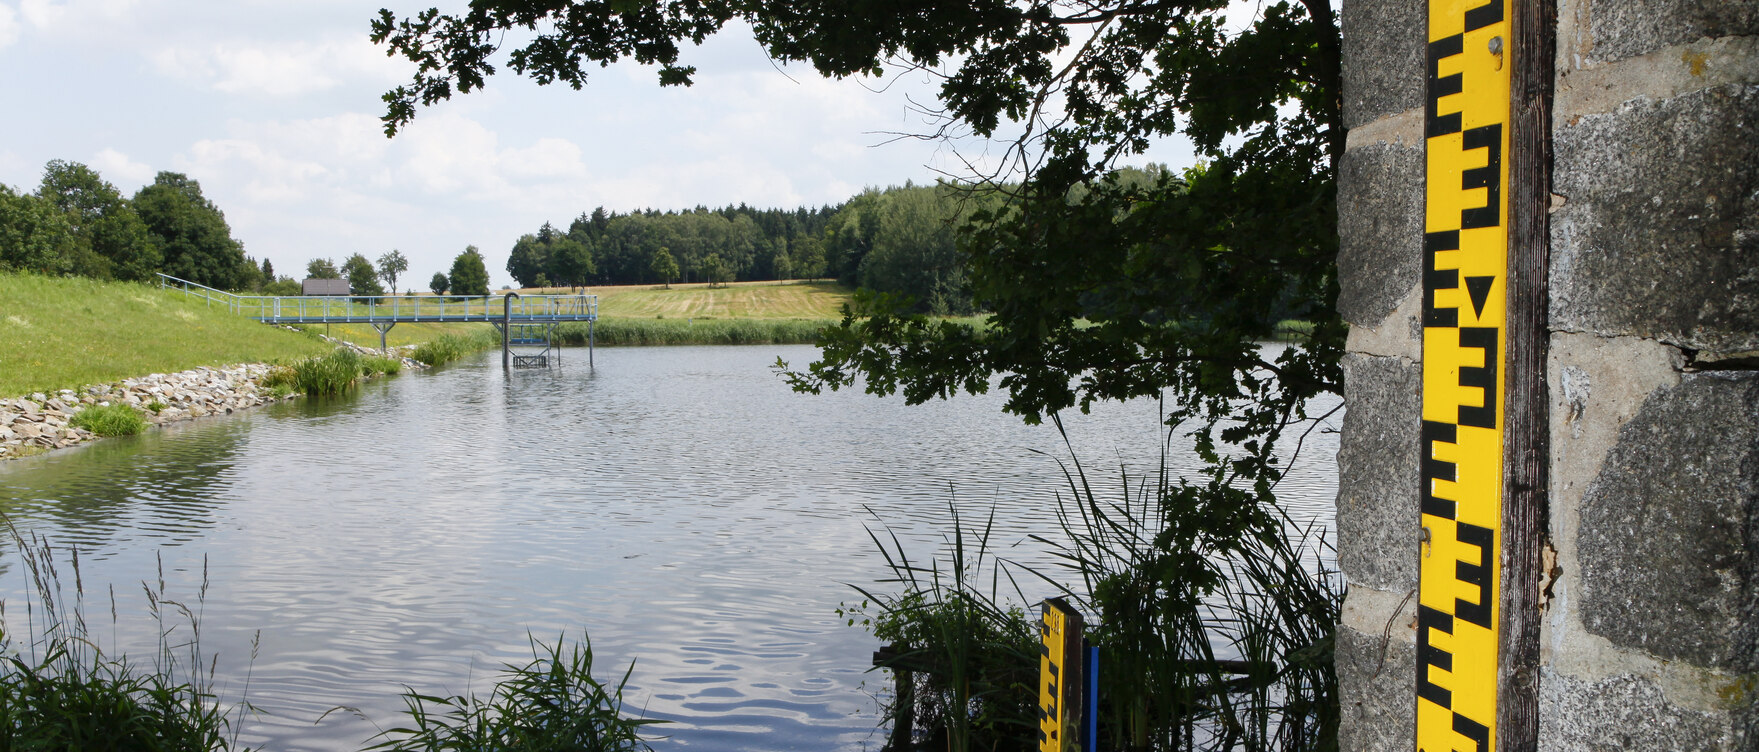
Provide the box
[302,278,351,296]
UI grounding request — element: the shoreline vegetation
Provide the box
[2,272,1311,459]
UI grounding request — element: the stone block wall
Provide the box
[1335,1,1757,749]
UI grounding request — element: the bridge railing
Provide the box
[158,274,598,321]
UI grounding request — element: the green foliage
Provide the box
[647,246,678,288]
[409,331,495,366]
[429,272,449,296]
[0,184,73,275]
[261,277,302,296]
[556,318,828,347]
[308,258,341,279]
[505,230,552,288]
[550,236,595,290]
[0,523,251,752]
[69,403,147,437]
[37,160,162,282]
[448,247,490,297]
[847,505,1041,752]
[366,633,659,752]
[827,183,985,315]
[0,273,332,397]
[791,236,826,281]
[699,253,731,288]
[260,365,296,391]
[362,355,403,376]
[145,400,168,413]
[1033,430,1341,750]
[371,0,1348,563]
[133,172,249,291]
[378,250,409,292]
[291,348,364,396]
[344,253,386,297]
[851,436,1342,752]
[507,223,593,290]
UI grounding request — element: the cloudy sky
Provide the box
[0,0,1202,288]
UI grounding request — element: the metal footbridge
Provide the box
[159,274,596,368]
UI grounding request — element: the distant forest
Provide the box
[504,179,986,315]
[4,158,1174,317]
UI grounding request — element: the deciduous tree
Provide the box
[377,250,409,292]
[307,258,340,279]
[343,253,385,296]
[372,0,1348,607]
[37,160,160,281]
[429,271,449,296]
[448,246,490,296]
[133,172,249,290]
[649,246,679,289]
[0,185,72,275]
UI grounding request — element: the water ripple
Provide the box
[0,344,1338,751]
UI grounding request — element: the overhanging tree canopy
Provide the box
[374,0,1346,535]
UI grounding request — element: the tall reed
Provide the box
[847,502,1041,752]
[410,332,495,366]
[0,518,255,751]
[366,632,660,752]
[1027,418,1341,751]
[555,318,830,346]
[852,423,1342,752]
[292,348,365,396]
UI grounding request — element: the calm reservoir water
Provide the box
[0,344,1339,751]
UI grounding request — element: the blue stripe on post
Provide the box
[1082,646,1098,752]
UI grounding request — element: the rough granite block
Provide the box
[1338,143,1424,328]
[1586,0,1759,65]
[1538,669,1734,751]
[1551,84,1759,354]
[1342,0,1425,129]
[1576,372,1759,671]
[1337,625,1416,752]
[1336,353,1420,591]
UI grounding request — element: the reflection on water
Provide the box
[0,344,1339,751]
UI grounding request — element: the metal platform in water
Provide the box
[160,273,597,366]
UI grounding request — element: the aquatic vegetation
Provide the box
[409,332,492,366]
[853,427,1342,752]
[69,403,147,437]
[554,318,830,347]
[367,633,660,752]
[292,348,364,396]
[0,520,255,751]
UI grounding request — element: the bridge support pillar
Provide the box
[371,322,396,354]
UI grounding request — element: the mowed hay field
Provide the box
[531,281,853,320]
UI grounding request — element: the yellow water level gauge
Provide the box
[1419,0,1511,750]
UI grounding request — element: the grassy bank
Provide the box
[0,273,332,397]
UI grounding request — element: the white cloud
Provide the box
[0,4,19,49]
[150,36,408,98]
[90,148,153,186]
[180,138,330,203]
[17,0,137,30]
